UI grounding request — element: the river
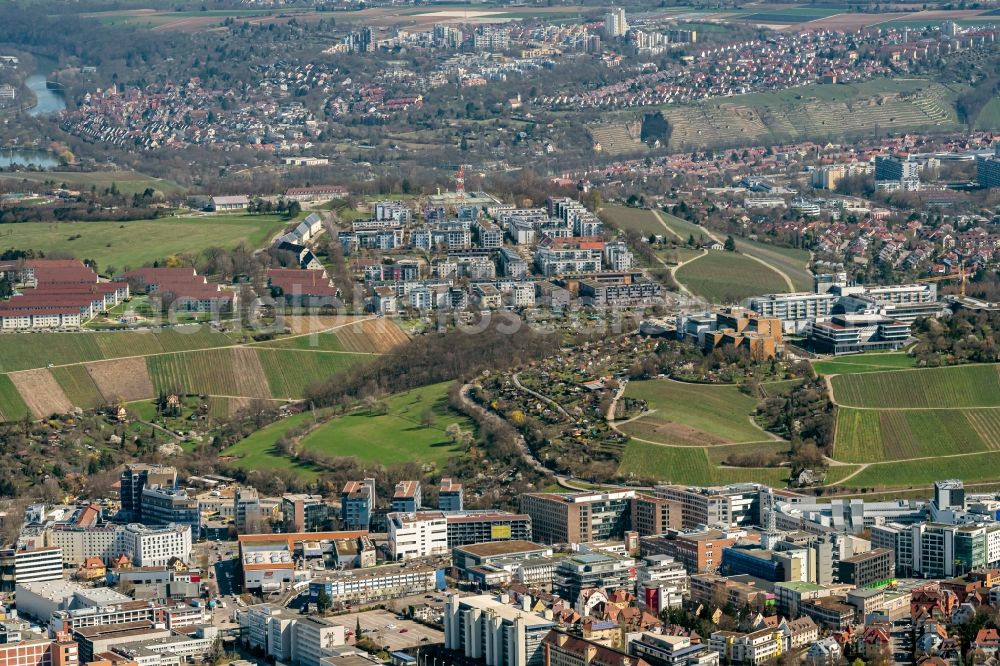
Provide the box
[26,56,66,117]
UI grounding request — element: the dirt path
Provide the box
[824,463,869,486]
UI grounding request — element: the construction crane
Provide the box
[916,262,968,297]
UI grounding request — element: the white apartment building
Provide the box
[118,524,192,567]
[387,511,448,560]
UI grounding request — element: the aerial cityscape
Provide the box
[0,0,1000,664]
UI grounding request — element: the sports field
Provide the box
[0,214,290,270]
[676,250,790,303]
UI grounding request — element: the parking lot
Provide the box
[337,609,443,652]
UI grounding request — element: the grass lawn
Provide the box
[675,250,790,303]
[600,206,664,236]
[732,238,812,291]
[618,441,789,486]
[0,214,290,270]
[830,364,1000,408]
[298,382,469,468]
[812,352,918,375]
[975,97,1000,130]
[222,411,324,481]
[620,379,770,445]
[0,169,182,195]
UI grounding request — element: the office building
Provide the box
[290,617,346,666]
[439,478,464,512]
[640,530,743,574]
[875,154,920,182]
[654,485,763,530]
[976,144,1000,188]
[837,548,895,587]
[341,480,375,530]
[308,560,441,606]
[443,594,555,666]
[445,511,533,548]
[453,541,552,575]
[934,480,966,511]
[520,491,635,544]
[282,495,330,533]
[0,547,64,591]
[553,551,634,606]
[392,481,422,513]
[246,604,297,662]
[119,465,176,520]
[631,495,682,536]
[636,554,688,612]
[117,524,192,567]
[0,632,78,666]
[387,511,448,561]
[629,632,719,666]
[140,486,200,534]
[808,313,910,355]
[235,487,262,534]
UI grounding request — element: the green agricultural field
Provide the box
[841,450,1000,489]
[620,379,771,445]
[618,441,789,486]
[812,352,918,376]
[0,214,291,270]
[0,169,181,195]
[654,78,960,150]
[830,364,1000,408]
[298,382,469,468]
[0,327,231,373]
[675,250,790,303]
[256,331,345,351]
[49,365,104,409]
[834,407,1000,463]
[740,7,840,22]
[146,347,369,400]
[257,349,372,400]
[600,206,664,236]
[0,374,30,421]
